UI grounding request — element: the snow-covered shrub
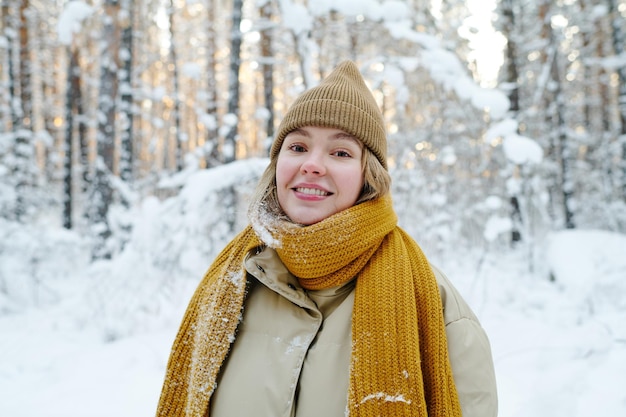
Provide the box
[0,218,88,314]
[84,159,268,340]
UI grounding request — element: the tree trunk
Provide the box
[168,0,183,172]
[549,28,575,229]
[18,0,31,129]
[90,0,120,259]
[97,0,118,173]
[260,1,275,147]
[537,1,574,229]
[292,29,314,89]
[205,0,220,167]
[593,5,615,202]
[608,0,626,199]
[119,0,134,182]
[500,0,523,243]
[63,48,81,230]
[13,0,32,222]
[78,64,89,196]
[0,2,9,133]
[224,0,243,163]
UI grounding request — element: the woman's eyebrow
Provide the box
[287,128,310,137]
[286,128,360,145]
[332,132,361,146]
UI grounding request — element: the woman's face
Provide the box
[276,126,364,225]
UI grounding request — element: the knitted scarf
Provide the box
[156,195,461,417]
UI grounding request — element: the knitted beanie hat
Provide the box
[270,60,388,169]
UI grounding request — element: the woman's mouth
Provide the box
[294,187,331,196]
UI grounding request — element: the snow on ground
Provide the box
[475,231,626,417]
[1,186,625,417]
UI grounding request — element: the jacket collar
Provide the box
[244,246,355,314]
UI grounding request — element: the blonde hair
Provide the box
[248,147,391,221]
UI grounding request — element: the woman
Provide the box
[156,61,498,417]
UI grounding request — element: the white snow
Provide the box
[278,0,313,35]
[484,215,513,242]
[486,118,519,141]
[181,62,202,80]
[285,335,308,355]
[486,118,543,165]
[57,1,94,45]
[545,230,626,310]
[276,0,511,118]
[360,392,412,405]
[503,134,543,165]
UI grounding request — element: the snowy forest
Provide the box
[1,0,626,416]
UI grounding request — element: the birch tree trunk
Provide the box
[90,0,120,259]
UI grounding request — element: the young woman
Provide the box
[156,61,498,417]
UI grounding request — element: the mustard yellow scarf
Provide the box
[156,195,461,416]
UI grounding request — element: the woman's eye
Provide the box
[288,144,306,152]
[334,150,352,158]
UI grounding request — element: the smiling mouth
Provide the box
[294,187,331,196]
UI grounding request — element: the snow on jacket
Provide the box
[209,246,498,417]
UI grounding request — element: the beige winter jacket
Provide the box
[209,246,498,417]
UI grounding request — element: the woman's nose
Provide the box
[300,153,326,175]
